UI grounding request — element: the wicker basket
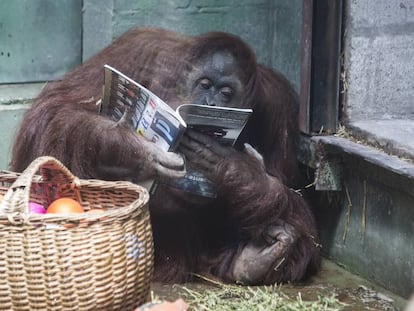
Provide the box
[0,156,154,310]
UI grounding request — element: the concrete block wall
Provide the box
[342,0,414,161]
[343,0,414,122]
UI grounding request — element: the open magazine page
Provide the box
[101,65,186,151]
[100,65,186,190]
[160,104,252,198]
[177,104,252,145]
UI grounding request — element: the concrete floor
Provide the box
[151,259,408,310]
[350,119,414,162]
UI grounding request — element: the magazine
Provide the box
[100,64,252,197]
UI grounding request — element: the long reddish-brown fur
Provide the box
[11,27,320,284]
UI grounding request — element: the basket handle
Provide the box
[0,156,80,214]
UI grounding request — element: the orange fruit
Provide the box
[47,198,84,214]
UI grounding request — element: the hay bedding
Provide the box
[178,284,344,311]
[150,276,345,311]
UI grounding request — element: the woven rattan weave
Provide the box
[0,156,154,310]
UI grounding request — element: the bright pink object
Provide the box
[29,202,46,214]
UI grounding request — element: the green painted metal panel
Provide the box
[0,0,82,83]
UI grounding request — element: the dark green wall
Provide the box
[0,0,304,90]
[0,0,303,170]
[82,0,303,90]
[0,0,82,83]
